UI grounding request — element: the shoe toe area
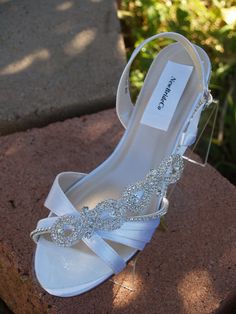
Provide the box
[34,238,113,296]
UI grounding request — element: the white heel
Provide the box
[31,32,212,297]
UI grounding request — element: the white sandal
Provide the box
[31,32,213,297]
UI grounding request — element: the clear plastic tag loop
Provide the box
[183,99,219,167]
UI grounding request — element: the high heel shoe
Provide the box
[31,32,212,297]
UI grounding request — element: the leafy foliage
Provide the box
[118,0,236,184]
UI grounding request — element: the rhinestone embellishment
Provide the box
[45,154,184,247]
[51,215,84,247]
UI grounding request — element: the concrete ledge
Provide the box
[0,0,125,135]
[0,109,235,313]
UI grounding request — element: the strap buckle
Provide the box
[202,89,214,110]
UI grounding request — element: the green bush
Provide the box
[119,0,236,184]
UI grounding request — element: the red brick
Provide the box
[0,109,235,313]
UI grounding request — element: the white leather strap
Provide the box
[116,32,207,129]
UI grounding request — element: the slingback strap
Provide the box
[116,32,208,129]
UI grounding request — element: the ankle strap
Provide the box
[116,32,207,129]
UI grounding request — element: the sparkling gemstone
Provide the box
[51,215,84,247]
[48,154,184,247]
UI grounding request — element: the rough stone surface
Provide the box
[0,0,125,135]
[0,109,235,314]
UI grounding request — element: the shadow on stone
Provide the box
[0,0,125,135]
[0,299,12,314]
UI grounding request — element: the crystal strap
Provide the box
[31,154,183,247]
[30,197,168,245]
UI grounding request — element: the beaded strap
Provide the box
[31,154,183,247]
